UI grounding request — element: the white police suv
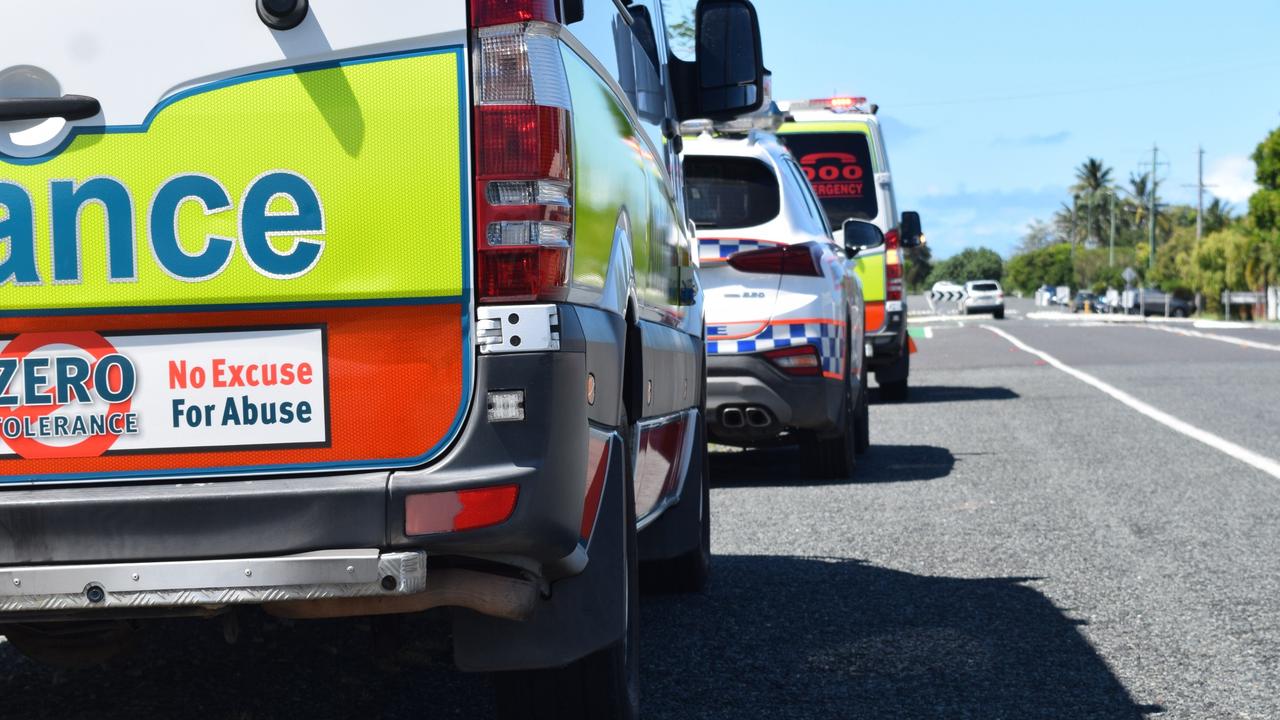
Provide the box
[684,129,884,478]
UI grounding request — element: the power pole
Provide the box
[1149,144,1158,269]
[1109,191,1116,267]
[1139,144,1167,271]
[1196,146,1204,243]
[1183,146,1216,244]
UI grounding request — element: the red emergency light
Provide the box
[815,97,866,111]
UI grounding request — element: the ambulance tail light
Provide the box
[727,243,823,277]
[471,10,573,303]
[405,485,520,536]
[764,345,822,376]
[884,229,904,302]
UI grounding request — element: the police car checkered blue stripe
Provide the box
[699,238,783,262]
[707,322,845,377]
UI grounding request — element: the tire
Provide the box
[494,431,641,720]
[801,379,856,479]
[993,308,1005,320]
[878,349,909,403]
[854,371,870,455]
[1,622,136,669]
[1173,307,1187,318]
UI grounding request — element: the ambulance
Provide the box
[777,98,922,401]
[0,2,766,717]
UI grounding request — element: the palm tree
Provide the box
[1127,172,1154,230]
[1072,158,1114,195]
[1070,158,1114,246]
[1204,198,1234,234]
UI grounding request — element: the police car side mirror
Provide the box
[900,211,923,248]
[671,0,765,121]
[842,219,884,255]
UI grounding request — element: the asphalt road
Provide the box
[4,308,1279,719]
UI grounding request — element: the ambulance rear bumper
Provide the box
[0,549,426,619]
[0,306,607,573]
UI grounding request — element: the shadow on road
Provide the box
[0,612,490,719]
[711,444,955,488]
[0,557,1162,719]
[642,555,1162,720]
[872,385,1020,404]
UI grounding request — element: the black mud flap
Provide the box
[637,417,706,563]
[452,433,628,672]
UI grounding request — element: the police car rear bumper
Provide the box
[705,354,843,443]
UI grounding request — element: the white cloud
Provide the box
[1205,155,1258,204]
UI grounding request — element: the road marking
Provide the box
[985,324,1280,480]
[923,326,934,339]
[1148,325,1280,353]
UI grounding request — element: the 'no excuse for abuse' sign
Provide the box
[0,327,328,459]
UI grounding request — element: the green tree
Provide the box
[904,242,933,292]
[1248,125,1280,234]
[1148,226,1196,292]
[926,247,1003,286]
[1005,243,1072,294]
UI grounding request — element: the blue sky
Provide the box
[697,0,1280,258]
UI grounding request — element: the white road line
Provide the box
[923,326,934,339]
[1147,325,1280,353]
[985,324,1280,480]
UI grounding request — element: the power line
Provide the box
[884,58,1280,110]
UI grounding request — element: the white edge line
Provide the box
[1147,325,1280,353]
[984,324,1280,480]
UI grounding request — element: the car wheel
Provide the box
[878,351,909,403]
[1173,307,1187,318]
[993,308,1005,320]
[494,429,641,720]
[802,380,856,479]
[1,621,137,669]
[854,372,870,455]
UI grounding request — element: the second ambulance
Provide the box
[777,97,922,401]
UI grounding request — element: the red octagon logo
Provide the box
[0,331,133,460]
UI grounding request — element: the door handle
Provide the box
[0,95,100,122]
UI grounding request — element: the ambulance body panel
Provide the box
[0,1,768,710]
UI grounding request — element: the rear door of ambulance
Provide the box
[776,125,888,334]
[0,3,472,483]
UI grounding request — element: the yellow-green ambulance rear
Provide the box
[778,98,919,399]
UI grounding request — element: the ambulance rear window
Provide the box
[683,156,780,229]
[777,132,878,226]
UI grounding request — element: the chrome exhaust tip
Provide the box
[721,407,745,428]
[744,406,772,428]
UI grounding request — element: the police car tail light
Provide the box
[727,243,823,277]
[764,345,822,376]
[884,229,904,302]
[472,10,574,303]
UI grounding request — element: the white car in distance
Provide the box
[963,280,1005,319]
